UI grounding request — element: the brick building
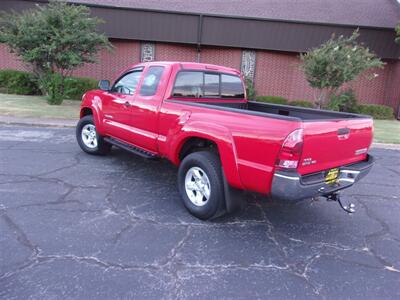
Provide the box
[1,0,400,114]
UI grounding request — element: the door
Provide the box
[129,65,166,151]
[101,68,143,141]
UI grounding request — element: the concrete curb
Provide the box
[0,115,76,128]
[371,143,400,150]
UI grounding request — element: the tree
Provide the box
[300,30,384,108]
[395,24,400,45]
[0,0,111,104]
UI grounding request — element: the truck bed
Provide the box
[178,100,369,121]
[246,101,368,121]
[168,99,373,175]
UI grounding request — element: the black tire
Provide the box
[178,151,226,220]
[76,115,111,155]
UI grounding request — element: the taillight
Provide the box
[276,129,303,170]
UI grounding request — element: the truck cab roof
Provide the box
[127,61,241,75]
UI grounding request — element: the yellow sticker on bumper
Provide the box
[325,168,339,184]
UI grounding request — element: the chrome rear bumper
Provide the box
[271,155,374,201]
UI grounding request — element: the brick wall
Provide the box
[254,51,314,100]
[0,39,141,81]
[155,43,197,62]
[72,39,141,81]
[383,60,400,116]
[200,47,242,69]
[1,39,399,113]
[0,43,29,71]
[254,50,399,112]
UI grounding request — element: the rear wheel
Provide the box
[76,115,111,155]
[178,151,226,220]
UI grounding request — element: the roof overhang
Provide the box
[1,0,399,59]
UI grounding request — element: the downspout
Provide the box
[197,14,203,62]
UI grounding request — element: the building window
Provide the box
[141,42,155,62]
[241,50,256,81]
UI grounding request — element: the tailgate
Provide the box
[298,118,373,175]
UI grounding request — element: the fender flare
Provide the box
[80,95,105,135]
[169,121,243,190]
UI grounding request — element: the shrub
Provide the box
[0,0,111,99]
[289,100,315,108]
[64,76,98,100]
[256,96,288,105]
[0,69,40,95]
[244,78,256,100]
[328,90,358,113]
[356,104,394,120]
[300,30,383,108]
[38,73,64,105]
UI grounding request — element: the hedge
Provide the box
[63,76,98,100]
[0,71,395,119]
[356,104,394,120]
[0,69,98,100]
[0,69,40,95]
[256,96,288,104]
[289,100,314,108]
[328,90,358,113]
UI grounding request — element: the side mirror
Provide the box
[98,80,110,91]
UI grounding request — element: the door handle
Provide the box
[337,127,350,140]
[123,101,131,108]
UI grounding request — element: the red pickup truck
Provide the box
[76,61,373,219]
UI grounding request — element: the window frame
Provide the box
[171,69,244,100]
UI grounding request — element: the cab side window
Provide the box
[172,71,244,100]
[173,71,203,98]
[112,70,143,95]
[139,66,164,97]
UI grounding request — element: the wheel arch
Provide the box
[79,104,104,135]
[174,130,243,190]
[80,107,93,118]
[178,137,219,161]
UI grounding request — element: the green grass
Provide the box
[0,93,80,119]
[373,120,400,144]
[0,93,399,144]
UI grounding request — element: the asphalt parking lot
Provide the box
[0,124,399,299]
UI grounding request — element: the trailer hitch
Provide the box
[324,193,355,214]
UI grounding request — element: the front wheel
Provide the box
[76,115,111,155]
[178,151,226,220]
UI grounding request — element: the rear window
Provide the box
[204,73,220,97]
[221,74,245,99]
[172,71,244,99]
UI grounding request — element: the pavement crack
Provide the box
[163,225,192,266]
[37,152,82,177]
[0,209,39,255]
[110,223,133,245]
[356,197,398,272]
